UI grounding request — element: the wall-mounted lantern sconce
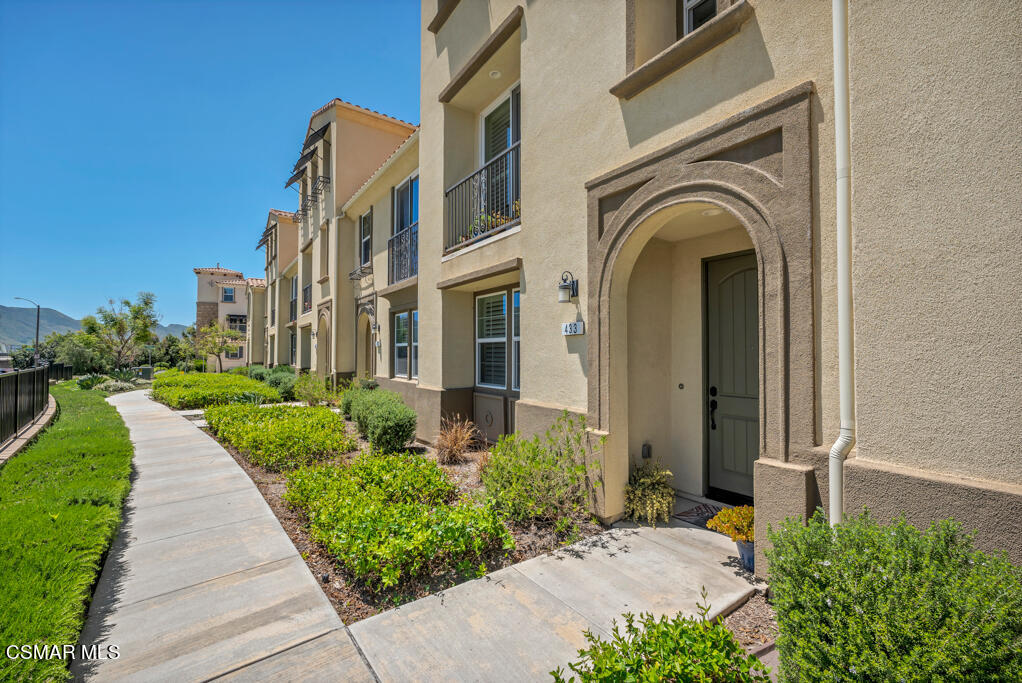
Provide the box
[558,271,579,303]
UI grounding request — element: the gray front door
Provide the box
[706,253,759,498]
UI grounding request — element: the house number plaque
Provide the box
[561,321,585,336]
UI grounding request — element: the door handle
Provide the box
[709,399,718,430]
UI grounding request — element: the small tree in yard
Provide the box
[196,321,243,373]
[81,292,159,369]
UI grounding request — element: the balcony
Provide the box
[444,143,520,252]
[388,223,418,285]
[289,298,297,323]
[302,284,312,313]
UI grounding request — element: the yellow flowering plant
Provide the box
[706,505,755,542]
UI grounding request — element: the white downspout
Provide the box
[829,0,855,526]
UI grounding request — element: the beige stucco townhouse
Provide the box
[245,0,1020,572]
[265,100,417,380]
[193,266,251,372]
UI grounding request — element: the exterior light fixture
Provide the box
[558,271,579,303]
[489,69,502,79]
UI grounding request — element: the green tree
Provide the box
[81,292,159,370]
[195,320,243,373]
[11,332,63,369]
[152,334,188,367]
[55,331,108,374]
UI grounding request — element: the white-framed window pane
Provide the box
[361,213,372,266]
[476,293,506,338]
[223,287,234,302]
[411,310,418,379]
[394,312,409,377]
[512,289,520,391]
[478,342,506,387]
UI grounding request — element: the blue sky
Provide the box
[0,0,420,326]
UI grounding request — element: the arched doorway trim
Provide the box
[586,82,817,463]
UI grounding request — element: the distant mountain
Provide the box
[0,305,187,347]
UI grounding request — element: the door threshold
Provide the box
[706,486,753,508]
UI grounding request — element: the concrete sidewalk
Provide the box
[73,391,373,682]
[348,522,758,681]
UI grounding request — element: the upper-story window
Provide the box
[394,175,418,235]
[222,287,235,303]
[677,0,716,38]
[481,85,520,165]
[227,314,247,334]
[360,210,373,267]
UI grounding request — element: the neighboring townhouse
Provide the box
[239,1,1020,572]
[244,277,267,365]
[193,266,250,372]
[257,209,300,367]
[277,99,416,382]
[341,131,420,394]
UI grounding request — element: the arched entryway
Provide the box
[356,311,374,380]
[316,312,331,382]
[585,83,817,524]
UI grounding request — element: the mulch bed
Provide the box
[207,416,603,625]
[724,592,778,651]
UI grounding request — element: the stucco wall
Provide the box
[422,0,837,442]
[849,1,1022,485]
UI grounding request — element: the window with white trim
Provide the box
[222,286,235,303]
[511,289,520,391]
[392,309,418,379]
[360,210,372,267]
[476,292,507,389]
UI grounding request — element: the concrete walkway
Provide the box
[76,390,760,681]
[73,391,373,681]
[348,522,758,681]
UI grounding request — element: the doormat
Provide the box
[673,499,725,529]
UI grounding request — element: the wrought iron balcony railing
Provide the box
[289,299,297,322]
[444,143,520,252]
[302,284,312,313]
[388,223,418,285]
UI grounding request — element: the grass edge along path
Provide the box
[0,383,134,681]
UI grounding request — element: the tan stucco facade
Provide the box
[193,267,250,371]
[233,1,1022,571]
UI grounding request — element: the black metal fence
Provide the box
[444,143,520,252]
[388,223,418,285]
[47,362,72,382]
[0,365,50,445]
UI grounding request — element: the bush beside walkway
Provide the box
[0,383,133,682]
[150,369,280,408]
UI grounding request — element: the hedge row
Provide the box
[285,453,513,589]
[150,370,280,408]
[205,404,355,470]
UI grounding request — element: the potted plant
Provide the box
[706,505,755,572]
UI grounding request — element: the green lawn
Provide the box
[0,383,133,681]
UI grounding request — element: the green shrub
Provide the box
[0,385,133,682]
[192,359,206,372]
[624,461,675,527]
[295,372,330,406]
[270,364,295,375]
[77,373,107,390]
[340,387,362,418]
[229,366,249,376]
[108,368,135,382]
[95,379,135,394]
[265,371,296,401]
[481,411,601,538]
[767,510,1022,681]
[205,404,356,470]
[154,362,170,370]
[347,389,416,452]
[286,453,513,589]
[248,365,269,382]
[176,360,190,372]
[151,372,280,409]
[552,597,770,682]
